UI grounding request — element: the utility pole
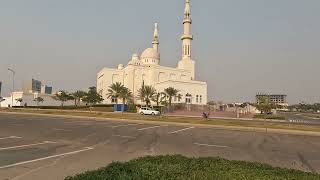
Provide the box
[8,68,15,108]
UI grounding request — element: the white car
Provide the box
[139,107,160,115]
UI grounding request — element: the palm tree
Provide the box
[34,97,44,106]
[72,90,86,106]
[137,85,157,106]
[119,87,132,105]
[119,87,132,112]
[106,82,124,104]
[152,92,166,106]
[164,87,179,107]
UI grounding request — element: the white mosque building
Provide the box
[97,0,207,105]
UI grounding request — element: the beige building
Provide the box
[256,93,288,107]
[97,0,207,105]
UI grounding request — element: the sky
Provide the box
[0,0,319,104]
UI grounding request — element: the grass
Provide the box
[1,108,320,132]
[65,155,320,180]
[254,114,286,120]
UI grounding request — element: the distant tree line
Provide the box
[288,103,320,113]
[52,87,103,107]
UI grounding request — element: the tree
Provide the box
[34,97,44,106]
[137,85,157,106]
[163,87,179,107]
[72,90,86,106]
[106,82,124,104]
[82,87,103,106]
[152,92,167,106]
[52,91,72,107]
[119,87,132,105]
[255,96,273,114]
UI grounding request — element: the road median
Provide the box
[1,108,320,136]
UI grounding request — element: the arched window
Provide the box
[185,93,192,104]
[200,95,202,104]
[196,95,199,103]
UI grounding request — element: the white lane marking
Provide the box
[0,147,94,169]
[138,125,165,131]
[0,136,22,140]
[194,143,229,148]
[11,157,64,180]
[112,135,136,139]
[112,124,142,128]
[170,127,195,134]
[0,141,57,151]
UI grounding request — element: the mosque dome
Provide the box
[118,64,124,70]
[141,48,160,60]
[131,53,139,61]
[128,53,142,66]
[140,48,160,65]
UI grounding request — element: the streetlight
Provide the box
[8,68,15,108]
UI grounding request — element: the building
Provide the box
[256,93,288,107]
[0,81,2,98]
[41,85,53,95]
[23,79,52,94]
[23,79,42,93]
[0,79,63,107]
[97,0,207,105]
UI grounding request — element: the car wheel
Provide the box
[140,112,144,115]
[151,112,155,116]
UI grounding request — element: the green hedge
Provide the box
[65,155,319,180]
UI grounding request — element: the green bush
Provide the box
[65,155,319,180]
[127,105,137,113]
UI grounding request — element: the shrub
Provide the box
[65,155,319,180]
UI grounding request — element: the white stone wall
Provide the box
[155,80,207,105]
[0,92,74,107]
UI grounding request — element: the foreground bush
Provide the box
[65,155,319,180]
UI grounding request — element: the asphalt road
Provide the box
[0,112,319,180]
[280,112,320,125]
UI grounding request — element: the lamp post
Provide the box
[8,68,15,108]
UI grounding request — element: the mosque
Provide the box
[97,0,207,105]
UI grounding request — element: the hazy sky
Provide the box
[0,0,319,104]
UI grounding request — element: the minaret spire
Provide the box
[178,0,195,80]
[184,0,191,19]
[152,23,159,52]
[181,0,193,60]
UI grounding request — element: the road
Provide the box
[0,112,319,180]
[280,112,320,125]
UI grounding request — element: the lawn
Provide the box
[65,155,320,180]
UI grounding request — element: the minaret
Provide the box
[152,23,159,52]
[178,0,195,80]
[181,0,192,59]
